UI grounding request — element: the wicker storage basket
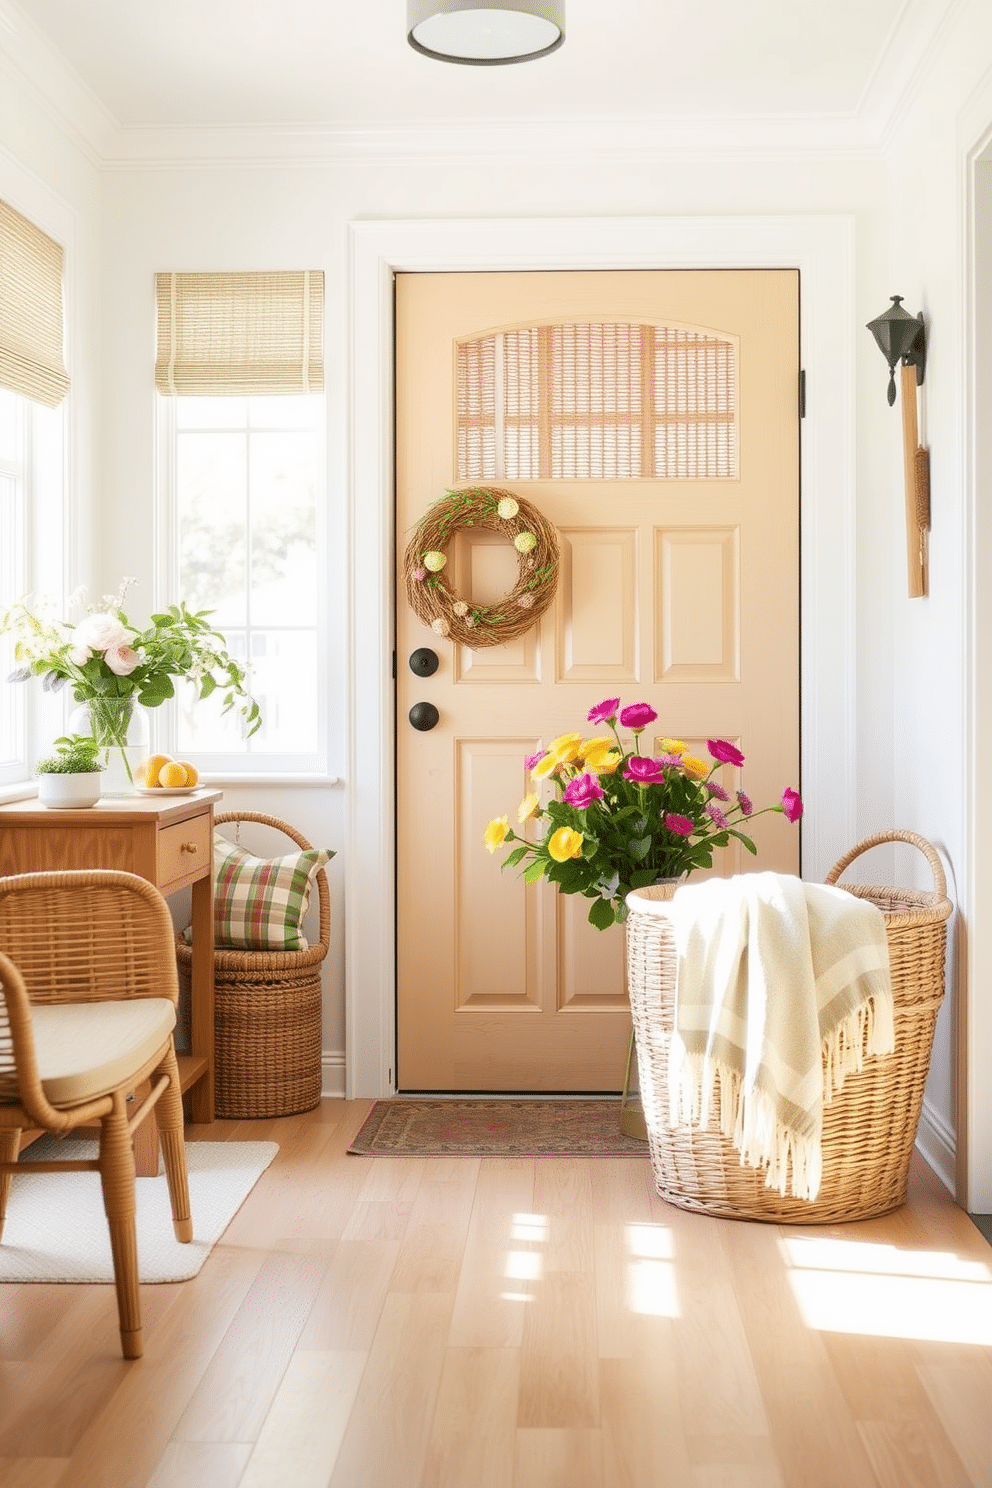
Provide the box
[625,830,952,1224]
[176,812,330,1120]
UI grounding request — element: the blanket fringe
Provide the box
[668,992,893,1202]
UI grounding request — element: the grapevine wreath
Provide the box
[403,486,560,649]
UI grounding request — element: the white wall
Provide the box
[874,0,992,1207]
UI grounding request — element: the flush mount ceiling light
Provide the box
[407,1,564,65]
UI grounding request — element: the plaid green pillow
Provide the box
[210,835,333,951]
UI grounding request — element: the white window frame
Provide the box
[155,392,330,781]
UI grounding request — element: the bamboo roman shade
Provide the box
[155,271,324,395]
[457,321,736,481]
[0,199,69,408]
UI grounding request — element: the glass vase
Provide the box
[69,697,151,798]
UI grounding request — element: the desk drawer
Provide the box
[157,814,211,891]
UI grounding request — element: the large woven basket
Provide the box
[625,830,952,1224]
[176,811,330,1120]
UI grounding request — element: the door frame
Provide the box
[345,214,857,1100]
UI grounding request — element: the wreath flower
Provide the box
[484,696,802,930]
[403,486,559,649]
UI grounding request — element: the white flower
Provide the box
[66,644,92,665]
[431,617,450,637]
[497,496,519,520]
[514,531,537,554]
[104,643,141,677]
[72,612,130,653]
[423,551,447,573]
[452,600,469,617]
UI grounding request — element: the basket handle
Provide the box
[214,811,331,956]
[825,829,946,900]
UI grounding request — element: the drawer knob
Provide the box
[181,841,198,854]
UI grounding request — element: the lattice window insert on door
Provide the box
[456,322,736,481]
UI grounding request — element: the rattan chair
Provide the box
[0,870,192,1359]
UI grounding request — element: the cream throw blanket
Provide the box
[666,872,893,1201]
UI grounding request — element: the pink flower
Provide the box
[563,773,605,809]
[708,738,745,767]
[410,567,426,583]
[587,697,620,726]
[620,703,658,731]
[781,787,804,823]
[517,593,534,609]
[706,802,729,830]
[525,750,547,770]
[736,789,753,817]
[104,643,140,676]
[622,755,666,784]
[665,813,695,837]
[706,781,730,802]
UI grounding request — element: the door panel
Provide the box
[396,270,799,1091]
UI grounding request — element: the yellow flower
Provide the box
[681,754,709,781]
[582,737,621,772]
[549,732,583,764]
[517,792,539,823]
[483,816,509,853]
[590,751,621,775]
[661,737,688,756]
[548,827,584,862]
[531,752,560,781]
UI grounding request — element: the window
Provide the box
[0,195,70,787]
[457,321,737,482]
[162,393,325,771]
[0,388,66,787]
[155,270,326,775]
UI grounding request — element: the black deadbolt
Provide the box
[409,647,439,677]
[409,701,440,732]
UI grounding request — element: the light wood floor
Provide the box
[1,1098,990,1488]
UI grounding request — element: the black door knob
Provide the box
[409,647,439,677]
[409,701,440,732]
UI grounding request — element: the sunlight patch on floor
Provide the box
[781,1235,992,1345]
[626,1222,680,1317]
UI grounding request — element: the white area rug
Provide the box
[0,1138,278,1283]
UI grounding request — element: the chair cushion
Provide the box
[207,836,333,951]
[31,999,177,1107]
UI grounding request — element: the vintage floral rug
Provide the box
[347,1099,647,1157]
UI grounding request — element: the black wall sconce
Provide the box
[866,294,931,598]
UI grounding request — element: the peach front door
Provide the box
[395,270,799,1091]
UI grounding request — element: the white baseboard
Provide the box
[321,1051,347,1099]
[916,1097,956,1196]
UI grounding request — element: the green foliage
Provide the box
[35,734,104,774]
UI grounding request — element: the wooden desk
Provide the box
[0,790,221,1127]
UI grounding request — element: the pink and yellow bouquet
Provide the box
[484,696,803,930]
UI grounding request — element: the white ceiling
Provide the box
[0,0,945,137]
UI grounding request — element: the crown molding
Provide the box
[96,113,886,171]
[0,3,118,168]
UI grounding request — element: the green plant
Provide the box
[35,734,105,774]
[484,696,803,930]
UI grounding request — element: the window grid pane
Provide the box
[173,394,322,761]
[456,320,736,481]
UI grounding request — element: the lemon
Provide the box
[140,753,172,787]
[176,760,199,787]
[158,760,189,788]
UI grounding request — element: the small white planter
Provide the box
[36,772,103,809]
